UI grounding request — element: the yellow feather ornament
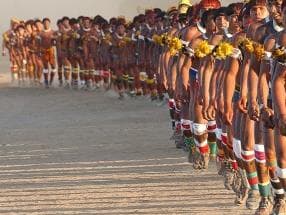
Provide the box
[194,40,212,58]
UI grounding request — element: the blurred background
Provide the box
[0,0,236,32]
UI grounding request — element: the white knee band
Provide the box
[241,150,255,162]
[270,178,285,194]
[194,139,208,147]
[277,167,286,179]
[254,144,266,163]
[190,121,193,133]
[51,69,57,73]
[168,99,175,110]
[174,102,181,113]
[73,68,80,73]
[181,119,192,131]
[216,128,222,141]
[94,70,100,75]
[192,123,207,136]
[233,138,242,159]
[194,139,209,153]
[207,120,217,133]
[221,133,227,146]
[43,69,49,74]
[175,121,181,130]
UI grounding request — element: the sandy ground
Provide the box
[0,57,250,214]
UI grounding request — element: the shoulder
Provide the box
[169,27,178,36]
[190,36,203,49]
[184,26,200,41]
[264,34,276,51]
[254,22,269,42]
[232,32,246,47]
[186,25,199,35]
[210,33,223,46]
[278,31,286,46]
[247,22,263,39]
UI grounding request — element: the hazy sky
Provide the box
[0,0,177,32]
[0,0,235,33]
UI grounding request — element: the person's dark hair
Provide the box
[201,9,215,27]
[15,25,25,32]
[228,2,244,15]
[213,7,229,21]
[34,19,42,24]
[42,18,51,23]
[56,19,62,25]
[283,0,286,11]
[109,17,117,25]
[238,2,251,22]
[62,16,70,22]
[83,16,91,22]
[25,20,34,27]
[137,14,145,23]
[69,18,78,25]
[77,16,84,22]
[179,13,187,23]
[153,8,162,15]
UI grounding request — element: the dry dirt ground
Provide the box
[0,57,250,214]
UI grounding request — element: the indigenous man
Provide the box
[223,2,252,206]
[68,18,82,89]
[110,18,128,99]
[39,18,57,87]
[271,0,286,214]
[246,0,285,213]
[235,0,270,210]
[2,18,20,83]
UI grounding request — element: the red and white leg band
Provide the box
[254,144,266,164]
[181,119,192,132]
[102,70,110,78]
[13,64,18,72]
[207,120,217,133]
[194,139,209,154]
[175,121,181,132]
[192,123,207,136]
[241,150,255,162]
[43,69,49,74]
[175,105,181,114]
[277,167,286,179]
[216,128,222,141]
[233,138,242,160]
[174,100,181,114]
[221,133,228,146]
[168,99,175,110]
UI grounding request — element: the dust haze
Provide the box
[0,0,177,32]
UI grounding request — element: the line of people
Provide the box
[3,0,286,214]
[2,12,167,100]
[160,0,286,214]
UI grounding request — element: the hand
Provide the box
[2,50,6,56]
[197,90,204,105]
[260,107,274,122]
[216,96,224,117]
[238,96,248,113]
[261,107,275,128]
[248,102,260,122]
[182,88,190,103]
[279,114,286,136]
[202,99,209,120]
[223,108,233,126]
[206,103,216,120]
